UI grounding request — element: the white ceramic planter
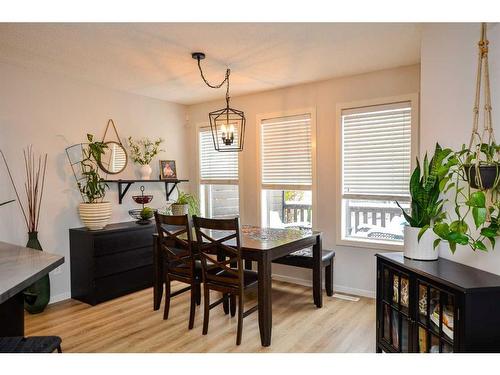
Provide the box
[404,226,439,261]
[78,202,112,230]
[171,204,189,216]
[139,164,152,180]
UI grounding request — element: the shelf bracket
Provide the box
[165,181,180,201]
[117,182,133,204]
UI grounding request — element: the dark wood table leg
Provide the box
[153,235,163,311]
[312,234,323,308]
[257,254,272,347]
[0,292,24,336]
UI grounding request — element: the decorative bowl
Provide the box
[128,208,157,225]
[132,195,153,205]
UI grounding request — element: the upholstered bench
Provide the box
[0,336,62,353]
[272,248,335,296]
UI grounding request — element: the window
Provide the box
[199,127,239,218]
[340,100,415,247]
[260,113,314,229]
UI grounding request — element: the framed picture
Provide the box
[159,160,177,179]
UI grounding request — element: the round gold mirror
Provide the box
[98,141,128,174]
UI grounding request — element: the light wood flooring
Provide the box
[25,280,376,352]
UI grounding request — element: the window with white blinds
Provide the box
[261,113,312,190]
[342,102,412,199]
[199,127,238,184]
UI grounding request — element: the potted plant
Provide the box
[397,143,453,260]
[77,134,112,230]
[431,144,500,253]
[1,147,51,313]
[127,137,164,180]
[463,143,500,190]
[171,189,199,216]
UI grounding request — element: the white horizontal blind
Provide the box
[261,113,312,189]
[342,102,411,199]
[199,127,238,184]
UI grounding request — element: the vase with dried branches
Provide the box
[1,146,50,314]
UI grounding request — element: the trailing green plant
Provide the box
[431,144,500,253]
[79,134,109,203]
[127,137,164,165]
[173,188,199,216]
[396,143,453,235]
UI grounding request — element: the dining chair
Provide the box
[192,215,258,345]
[154,212,201,329]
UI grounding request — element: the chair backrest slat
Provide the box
[155,212,195,278]
[192,215,243,290]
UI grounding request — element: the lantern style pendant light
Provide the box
[192,52,246,152]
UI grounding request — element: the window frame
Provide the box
[256,108,318,229]
[195,123,242,218]
[335,94,419,251]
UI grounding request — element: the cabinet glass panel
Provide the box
[383,268,391,303]
[400,276,409,315]
[391,310,399,350]
[383,304,391,342]
[430,334,440,353]
[392,274,399,307]
[401,316,409,353]
[430,287,440,334]
[419,284,428,324]
[442,341,453,353]
[418,327,428,353]
[441,293,455,341]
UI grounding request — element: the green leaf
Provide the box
[449,241,457,254]
[450,220,468,234]
[473,241,488,252]
[418,225,430,242]
[472,207,487,228]
[487,236,496,250]
[433,238,441,250]
[447,231,469,245]
[481,227,497,238]
[433,223,450,239]
[439,177,450,192]
[469,191,486,208]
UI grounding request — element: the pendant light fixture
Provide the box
[192,52,246,152]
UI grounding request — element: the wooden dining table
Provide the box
[153,225,323,347]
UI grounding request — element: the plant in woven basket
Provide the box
[171,188,199,216]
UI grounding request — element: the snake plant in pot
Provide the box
[396,143,453,260]
[171,188,199,216]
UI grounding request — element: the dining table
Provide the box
[153,225,323,347]
[0,241,64,336]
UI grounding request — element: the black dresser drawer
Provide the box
[94,266,153,304]
[94,230,154,256]
[94,246,153,278]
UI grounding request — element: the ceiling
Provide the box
[0,23,422,105]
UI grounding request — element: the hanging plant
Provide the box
[463,23,500,190]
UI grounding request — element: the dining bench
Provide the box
[272,248,335,296]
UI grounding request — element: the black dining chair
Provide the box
[0,336,62,353]
[154,212,201,329]
[192,215,258,345]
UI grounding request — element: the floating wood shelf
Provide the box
[104,179,189,204]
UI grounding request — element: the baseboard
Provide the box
[272,273,375,299]
[49,292,71,304]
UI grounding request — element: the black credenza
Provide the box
[376,252,500,353]
[69,221,155,305]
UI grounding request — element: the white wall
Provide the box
[188,65,420,297]
[421,23,500,272]
[0,62,189,302]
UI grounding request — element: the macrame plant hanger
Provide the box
[468,23,499,190]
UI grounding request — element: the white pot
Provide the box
[171,204,189,216]
[79,202,112,230]
[404,226,439,261]
[139,164,152,180]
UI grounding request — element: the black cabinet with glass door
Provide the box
[376,252,500,353]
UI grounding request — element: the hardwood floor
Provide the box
[25,280,376,353]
